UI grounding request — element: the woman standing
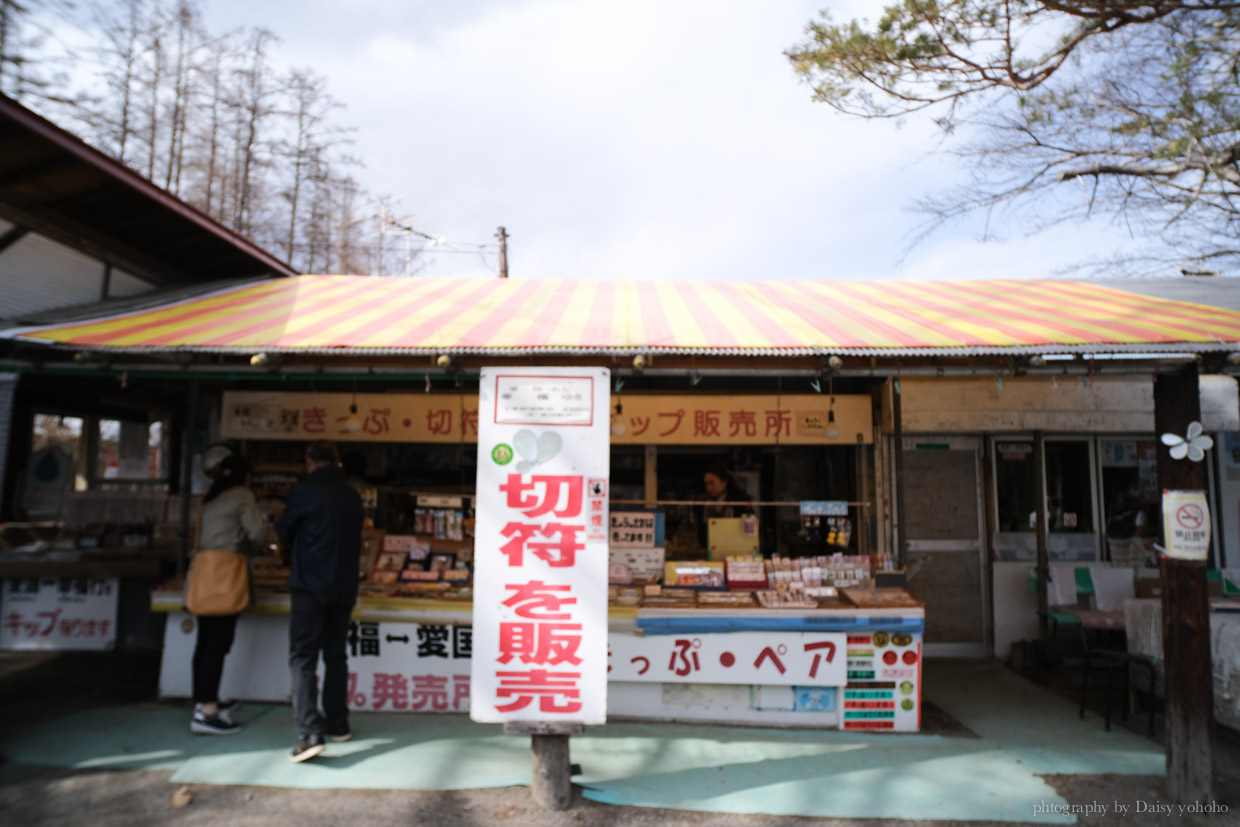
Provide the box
[698,465,753,550]
[702,465,751,519]
[190,454,265,735]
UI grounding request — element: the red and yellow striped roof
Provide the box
[11,276,1240,354]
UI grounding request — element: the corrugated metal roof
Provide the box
[7,275,1240,356]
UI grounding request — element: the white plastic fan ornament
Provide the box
[1161,421,1213,462]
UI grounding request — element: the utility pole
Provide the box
[1154,363,1214,806]
[496,226,509,278]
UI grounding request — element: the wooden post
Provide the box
[1154,364,1214,806]
[1034,431,1049,640]
[644,445,657,508]
[505,721,581,810]
[177,379,199,579]
[892,379,908,569]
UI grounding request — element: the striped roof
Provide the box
[9,275,1240,356]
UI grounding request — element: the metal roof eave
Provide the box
[9,341,1234,358]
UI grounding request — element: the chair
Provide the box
[1207,569,1240,596]
[1087,647,1158,735]
[1031,565,1148,731]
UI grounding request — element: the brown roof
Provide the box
[0,93,297,285]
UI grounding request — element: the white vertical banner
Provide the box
[471,367,610,724]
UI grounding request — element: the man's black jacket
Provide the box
[277,465,364,594]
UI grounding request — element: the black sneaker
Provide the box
[290,733,326,763]
[218,699,241,714]
[191,711,242,735]
[326,727,352,743]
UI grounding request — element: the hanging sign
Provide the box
[1162,490,1211,561]
[470,368,610,724]
[800,501,849,517]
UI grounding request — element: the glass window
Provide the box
[653,445,856,558]
[995,441,1037,532]
[97,418,168,480]
[32,413,83,457]
[994,439,1097,534]
[1100,439,1160,540]
[1045,441,1094,533]
[609,445,646,502]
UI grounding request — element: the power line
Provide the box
[284,241,497,254]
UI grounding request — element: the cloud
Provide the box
[199,0,1136,280]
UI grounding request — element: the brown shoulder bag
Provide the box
[185,550,250,616]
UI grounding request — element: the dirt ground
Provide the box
[2,763,1236,827]
[2,651,1239,826]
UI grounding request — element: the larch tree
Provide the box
[9,0,411,276]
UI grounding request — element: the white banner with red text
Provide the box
[155,613,921,731]
[470,367,611,724]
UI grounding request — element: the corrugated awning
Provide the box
[7,275,1240,356]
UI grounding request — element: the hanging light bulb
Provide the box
[345,402,362,433]
[825,378,840,440]
[611,401,626,437]
[825,407,840,440]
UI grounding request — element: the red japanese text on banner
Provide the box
[470,368,610,724]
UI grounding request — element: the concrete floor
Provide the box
[4,653,1221,823]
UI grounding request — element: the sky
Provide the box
[198,0,1137,282]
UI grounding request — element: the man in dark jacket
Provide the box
[277,440,363,762]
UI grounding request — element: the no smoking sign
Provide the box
[1162,490,1211,561]
[1175,503,1205,531]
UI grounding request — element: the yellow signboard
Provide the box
[221,391,480,443]
[611,394,872,445]
[220,391,871,445]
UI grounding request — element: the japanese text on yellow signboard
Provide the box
[221,391,871,445]
[610,395,871,445]
[221,391,479,443]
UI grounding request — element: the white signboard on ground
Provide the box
[1,576,118,651]
[471,367,611,724]
[1163,489,1211,561]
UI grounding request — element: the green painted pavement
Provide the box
[1,661,1163,822]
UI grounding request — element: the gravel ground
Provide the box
[1,763,1236,827]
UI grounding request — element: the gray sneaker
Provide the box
[191,711,241,735]
[290,733,326,762]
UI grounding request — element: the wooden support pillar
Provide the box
[1034,431,1049,640]
[644,445,657,508]
[177,380,199,579]
[505,721,581,810]
[531,734,572,809]
[1154,364,1214,806]
[892,379,908,569]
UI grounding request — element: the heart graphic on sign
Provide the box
[514,429,562,472]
